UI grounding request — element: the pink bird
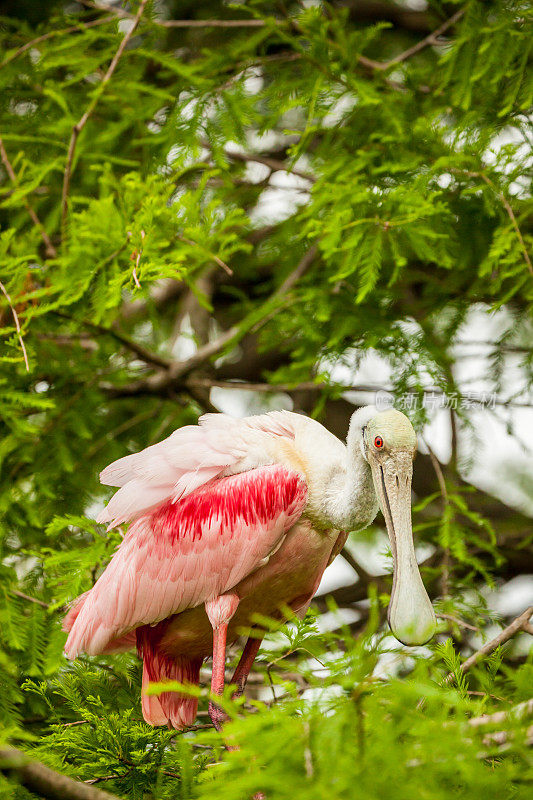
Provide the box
[64,406,435,730]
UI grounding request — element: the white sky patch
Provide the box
[249,184,309,224]
[322,93,357,127]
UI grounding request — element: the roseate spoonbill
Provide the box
[64,406,435,730]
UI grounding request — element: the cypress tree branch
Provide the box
[0,14,118,69]
[0,748,122,800]
[162,19,269,29]
[219,146,315,183]
[78,1,273,27]
[102,246,318,397]
[12,589,50,608]
[61,0,148,230]
[445,606,533,685]
[53,311,172,369]
[360,8,466,71]
[0,279,30,371]
[451,169,533,276]
[468,698,533,729]
[0,138,57,258]
[100,325,239,397]
[181,378,533,409]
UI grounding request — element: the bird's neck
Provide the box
[322,418,378,532]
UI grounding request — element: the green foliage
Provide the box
[0,0,532,798]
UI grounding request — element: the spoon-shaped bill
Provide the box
[371,456,436,646]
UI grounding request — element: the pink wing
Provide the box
[96,410,296,528]
[64,465,307,658]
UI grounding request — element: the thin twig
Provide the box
[101,325,239,397]
[85,407,160,460]
[423,441,448,502]
[423,437,450,596]
[0,14,118,69]
[102,245,317,397]
[53,311,170,368]
[0,138,57,257]
[275,245,318,295]
[452,169,533,276]
[249,245,319,334]
[177,235,233,275]
[61,720,92,728]
[222,147,315,182]
[161,19,268,28]
[129,229,145,289]
[366,8,466,71]
[61,0,148,229]
[0,280,30,371]
[437,613,479,633]
[85,775,121,786]
[12,590,50,609]
[119,278,184,322]
[445,606,533,685]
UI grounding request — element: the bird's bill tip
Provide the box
[388,605,437,646]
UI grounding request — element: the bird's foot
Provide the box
[231,678,246,701]
[208,699,230,732]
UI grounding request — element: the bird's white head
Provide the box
[350,406,436,646]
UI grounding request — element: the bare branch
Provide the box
[200,138,314,182]
[0,747,122,800]
[161,19,268,29]
[0,279,30,371]
[119,278,185,322]
[101,325,239,397]
[249,245,319,334]
[221,146,315,183]
[368,8,466,71]
[182,378,533,409]
[275,244,318,295]
[340,547,372,583]
[103,246,318,397]
[422,438,450,595]
[0,138,57,258]
[445,606,533,685]
[61,0,148,229]
[468,698,533,729]
[79,1,272,27]
[53,312,171,369]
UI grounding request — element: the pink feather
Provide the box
[64,465,307,659]
[96,411,296,528]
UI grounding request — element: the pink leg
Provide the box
[205,594,239,732]
[231,632,264,699]
[209,623,230,731]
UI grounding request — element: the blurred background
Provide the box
[0,0,532,794]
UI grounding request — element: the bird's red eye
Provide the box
[374,436,384,449]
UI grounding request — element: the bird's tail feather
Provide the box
[138,629,201,729]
